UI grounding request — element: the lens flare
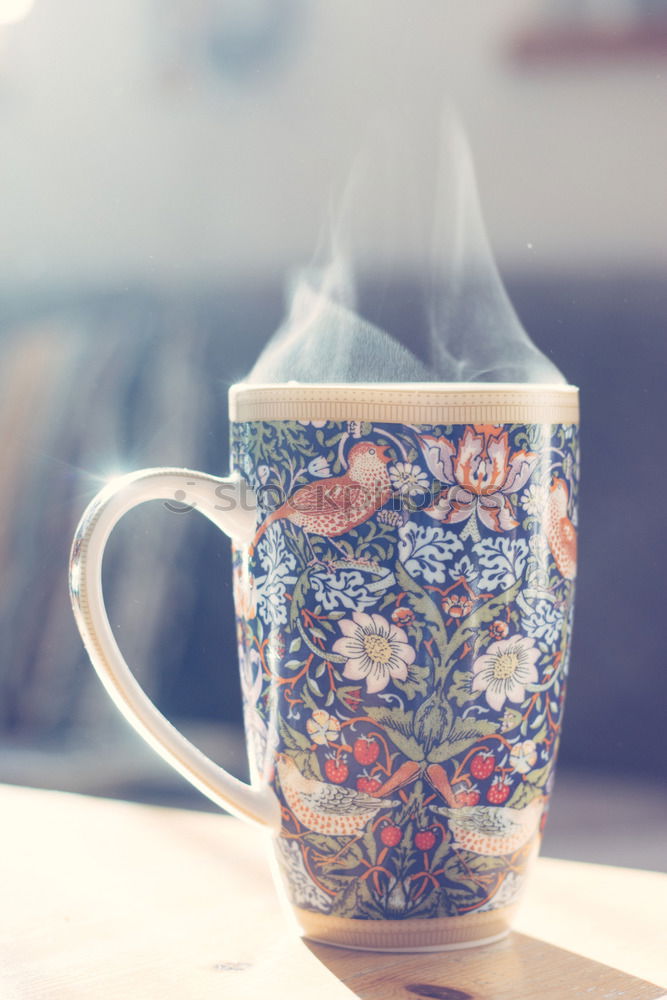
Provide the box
[0,0,35,27]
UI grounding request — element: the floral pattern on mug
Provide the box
[231,418,578,922]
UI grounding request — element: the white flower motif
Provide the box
[298,419,327,428]
[333,611,416,694]
[388,462,430,497]
[510,739,538,775]
[520,484,547,518]
[308,456,331,478]
[472,635,540,711]
[398,522,463,584]
[306,709,341,746]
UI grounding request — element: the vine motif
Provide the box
[232,418,578,920]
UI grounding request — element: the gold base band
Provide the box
[229,383,579,426]
[292,904,517,953]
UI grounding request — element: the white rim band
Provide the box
[229,382,579,425]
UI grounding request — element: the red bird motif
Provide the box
[545,477,577,580]
[250,442,393,555]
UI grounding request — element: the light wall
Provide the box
[0,0,665,289]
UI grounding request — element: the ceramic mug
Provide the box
[69,382,579,952]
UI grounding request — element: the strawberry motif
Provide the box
[324,758,349,785]
[380,824,403,847]
[414,829,436,851]
[470,750,495,780]
[356,776,382,795]
[353,736,380,766]
[487,775,511,805]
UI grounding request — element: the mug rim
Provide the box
[229,381,579,425]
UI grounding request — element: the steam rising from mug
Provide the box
[248,111,565,384]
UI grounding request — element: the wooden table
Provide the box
[1,784,665,999]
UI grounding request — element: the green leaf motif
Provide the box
[414,696,453,756]
[395,560,448,667]
[448,668,478,707]
[445,849,505,880]
[532,720,548,744]
[507,759,553,808]
[289,567,312,628]
[282,720,311,752]
[296,615,345,663]
[525,759,552,788]
[307,676,323,696]
[500,708,523,733]
[306,832,350,853]
[427,717,498,764]
[320,852,364,874]
[333,873,374,919]
[366,706,424,763]
[300,684,318,713]
[399,662,431,701]
[280,721,321,779]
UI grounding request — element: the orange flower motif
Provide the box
[419,426,538,533]
[442,593,474,619]
[489,619,509,640]
[391,606,415,626]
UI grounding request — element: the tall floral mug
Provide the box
[70,383,579,952]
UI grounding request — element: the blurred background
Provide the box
[1,0,665,871]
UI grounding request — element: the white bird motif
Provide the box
[433,797,544,856]
[277,756,398,837]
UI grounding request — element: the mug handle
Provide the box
[69,467,280,829]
